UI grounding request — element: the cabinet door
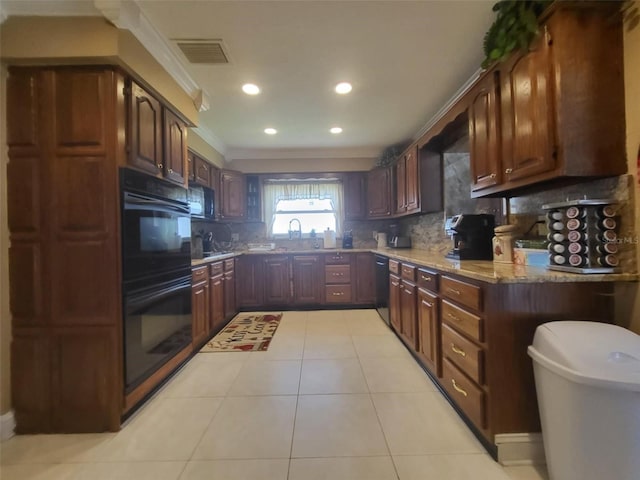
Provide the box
[194,156,211,187]
[263,256,291,304]
[235,256,264,308]
[395,156,407,215]
[501,31,556,183]
[400,280,417,350]
[224,270,236,321]
[220,170,246,220]
[163,109,188,187]
[344,172,366,221]
[292,255,322,305]
[405,145,420,212]
[192,282,209,347]
[418,287,440,376]
[469,70,501,192]
[187,150,196,183]
[210,274,224,332]
[367,167,392,218]
[129,81,163,176]
[355,253,375,304]
[389,273,402,333]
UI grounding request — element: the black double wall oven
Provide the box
[121,168,192,394]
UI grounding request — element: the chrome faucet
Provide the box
[288,218,302,240]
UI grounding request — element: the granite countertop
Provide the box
[191,248,638,284]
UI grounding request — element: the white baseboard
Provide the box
[495,432,546,466]
[0,410,15,442]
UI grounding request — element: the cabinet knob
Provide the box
[505,168,513,174]
[169,168,173,173]
[157,163,163,169]
[490,173,496,179]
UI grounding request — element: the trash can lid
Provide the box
[528,321,640,391]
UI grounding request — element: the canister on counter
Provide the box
[492,224,519,263]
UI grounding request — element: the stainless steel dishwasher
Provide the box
[374,254,390,325]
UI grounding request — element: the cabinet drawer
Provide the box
[389,259,400,274]
[209,261,223,276]
[441,276,482,312]
[192,266,208,284]
[224,259,235,271]
[325,253,350,264]
[442,358,486,429]
[441,300,484,343]
[401,264,416,282]
[325,285,352,303]
[417,268,439,292]
[442,323,484,385]
[325,264,351,284]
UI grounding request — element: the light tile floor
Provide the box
[0,309,549,480]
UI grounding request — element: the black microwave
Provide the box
[188,184,215,219]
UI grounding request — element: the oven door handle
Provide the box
[123,192,190,215]
[126,280,191,309]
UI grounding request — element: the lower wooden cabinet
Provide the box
[292,255,322,305]
[209,272,224,332]
[400,280,418,350]
[235,255,264,308]
[263,256,292,305]
[223,262,236,321]
[354,253,375,303]
[389,273,402,333]
[192,266,210,347]
[417,287,440,376]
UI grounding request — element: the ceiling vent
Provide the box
[175,40,230,64]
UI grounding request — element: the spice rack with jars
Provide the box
[543,199,620,274]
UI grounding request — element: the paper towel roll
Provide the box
[323,229,336,249]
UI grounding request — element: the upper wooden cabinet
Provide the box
[220,169,246,221]
[128,81,188,188]
[367,166,392,218]
[246,175,262,222]
[469,70,501,192]
[344,172,367,221]
[129,81,163,177]
[470,3,626,197]
[394,144,420,216]
[187,149,212,188]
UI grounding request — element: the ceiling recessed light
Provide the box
[330,127,343,134]
[335,82,352,94]
[242,83,260,95]
[264,128,277,135]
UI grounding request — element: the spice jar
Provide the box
[492,224,519,263]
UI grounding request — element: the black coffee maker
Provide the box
[342,230,353,249]
[445,214,495,260]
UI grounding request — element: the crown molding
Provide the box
[226,146,381,161]
[413,67,483,141]
[1,0,99,17]
[94,0,211,113]
[191,125,228,160]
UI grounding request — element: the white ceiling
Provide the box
[1,0,496,161]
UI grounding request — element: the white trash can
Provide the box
[528,321,640,480]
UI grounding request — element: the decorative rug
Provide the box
[200,313,283,352]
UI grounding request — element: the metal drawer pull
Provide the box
[447,288,461,296]
[450,343,466,357]
[421,300,433,308]
[451,379,468,397]
[404,289,413,295]
[332,292,344,296]
[421,275,431,282]
[446,312,461,322]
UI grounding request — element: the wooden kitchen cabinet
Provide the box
[223,259,236,321]
[7,66,123,432]
[389,273,402,334]
[292,255,323,305]
[209,262,224,333]
[469,69,501,192]
[344,172,367,221]
[220,169,246,220]
[129,80,163,177]
[245,175,262,222]
[127,80,188,188]
[367,166,392,218]
[263,256,291,305]
[235,255,265,308]
[400,272,418,350]
[192,266,210,347]
[418,287,440,377]
[354,253,375,304]
[187,149,212,187]
[470,2,626,197]
[394,143,420,216]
